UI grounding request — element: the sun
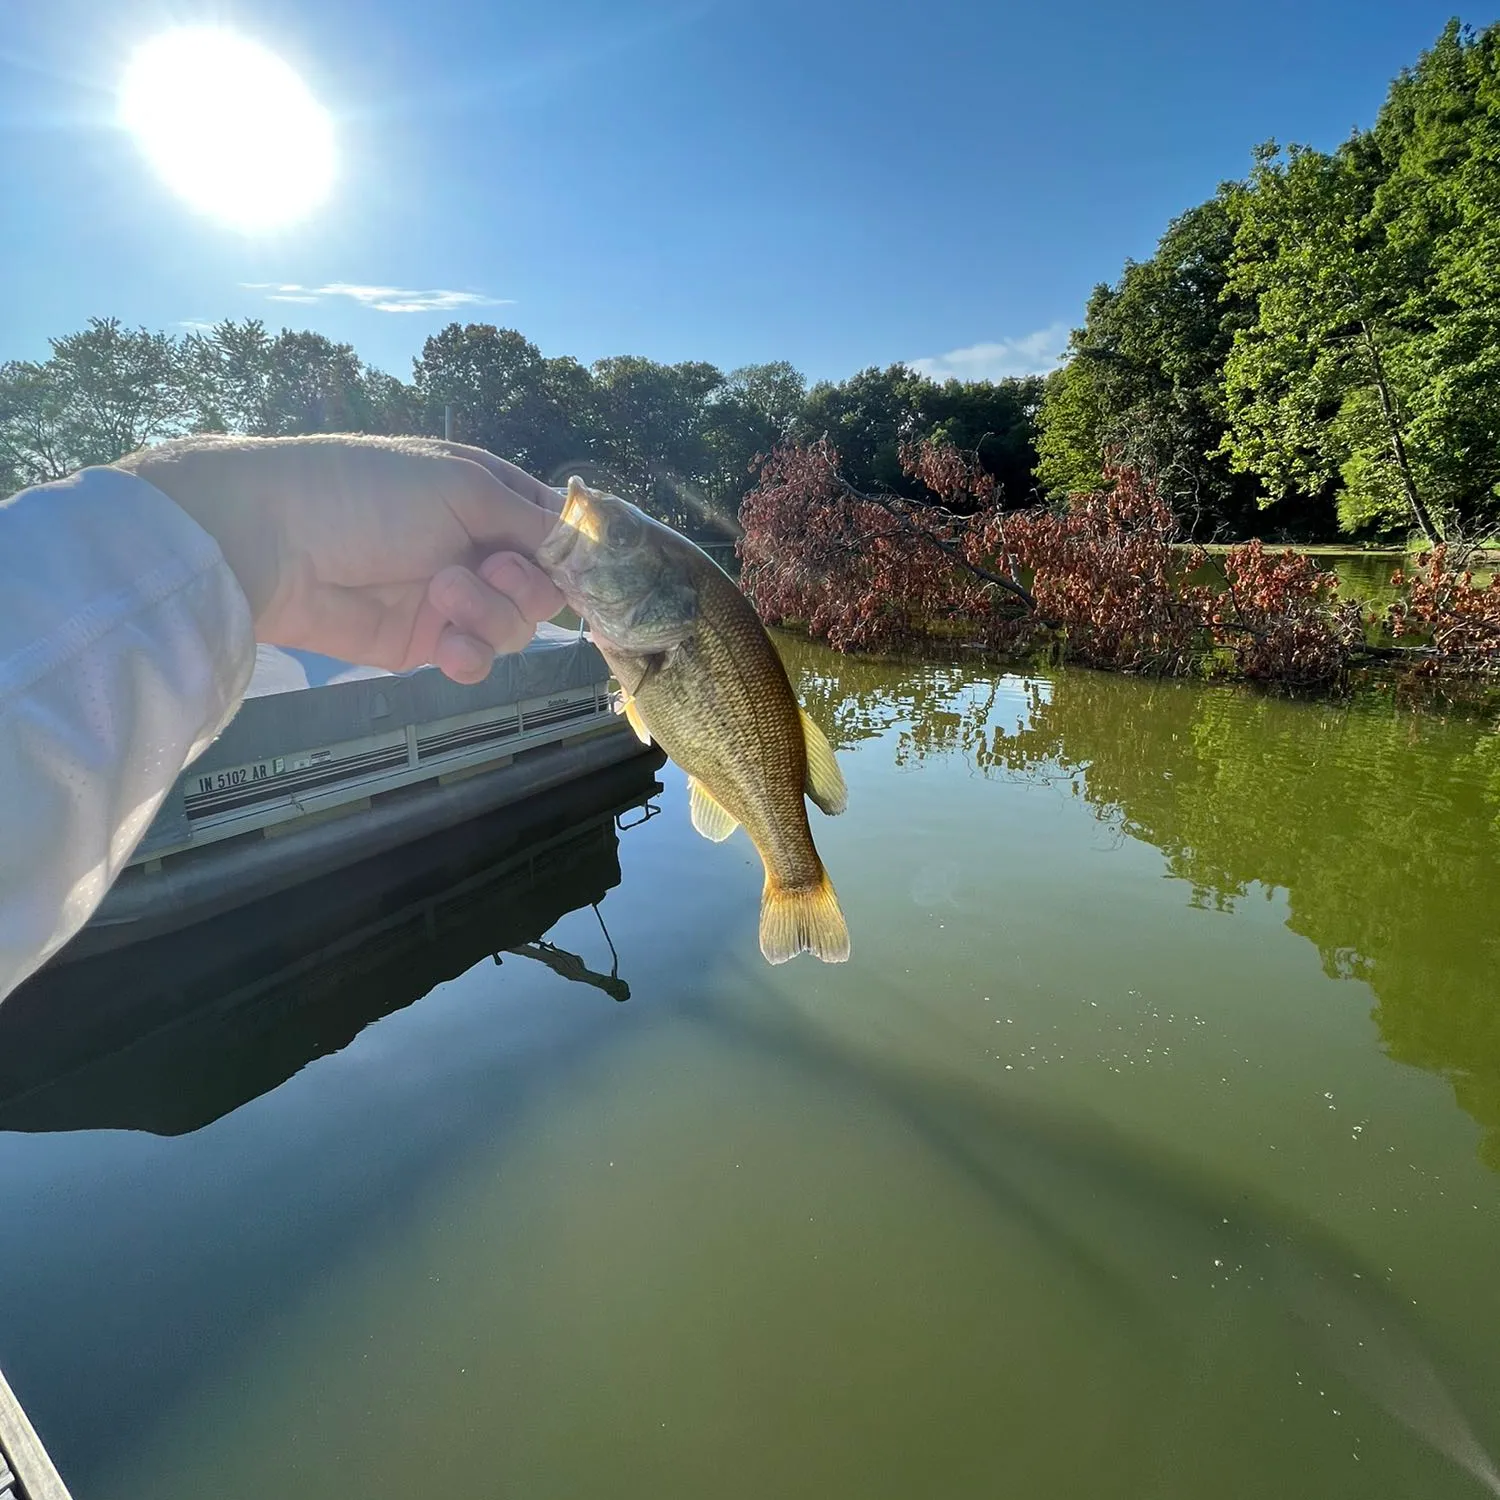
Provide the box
[119,29,335,232]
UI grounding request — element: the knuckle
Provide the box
[480,550,534,593]
[432,566,478,615]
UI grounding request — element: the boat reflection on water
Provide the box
[0,752,666,1137]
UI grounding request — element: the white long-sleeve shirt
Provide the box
[0,467,255,1001]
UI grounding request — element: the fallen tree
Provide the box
[738,439,1500,689]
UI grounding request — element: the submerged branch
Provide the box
[741,440,1500,689]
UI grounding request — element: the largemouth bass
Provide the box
[535,477,850,964]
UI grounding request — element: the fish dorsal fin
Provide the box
[688,776,739,842]
[614,689,652,746]
[800,708,847,816]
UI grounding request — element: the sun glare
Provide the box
[119,29,335,232]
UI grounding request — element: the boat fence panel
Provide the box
[133,627,617,861]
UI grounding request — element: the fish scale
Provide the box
[633,568,821,894]
[536,477,850,963]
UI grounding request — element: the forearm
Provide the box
[0,467,255,1000]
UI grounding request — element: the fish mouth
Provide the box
[559,480,603,542]
[536,477,601,573]
[536,514,579,572]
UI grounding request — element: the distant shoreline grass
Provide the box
[1193,541,1500,558]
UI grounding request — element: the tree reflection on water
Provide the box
[780,632,1500,1170]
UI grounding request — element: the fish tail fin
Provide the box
[760,868,850,965]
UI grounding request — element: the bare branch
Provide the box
[811,448,1038,609]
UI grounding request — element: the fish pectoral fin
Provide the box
[800,708,848,816]
[760,869,850,965]
[613,689,653,746]
[688,777,739,843]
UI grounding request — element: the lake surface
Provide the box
[1190,548,1408,617]
[1317,551,1406,609]
[2,639,1500,1499]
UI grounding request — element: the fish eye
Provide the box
[606,512,641,548]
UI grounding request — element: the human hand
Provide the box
[115,435,566,684]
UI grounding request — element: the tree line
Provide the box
[1036,18,1500,544]
[0,315,1041,539]
[5,21,1492,546]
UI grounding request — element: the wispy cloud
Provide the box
[242,282,512,314]
[910,324,1069,383]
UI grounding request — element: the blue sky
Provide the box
[0,0,1489,385]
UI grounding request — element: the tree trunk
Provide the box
[1361,324,1440,544]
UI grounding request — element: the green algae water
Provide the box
[1,638,1499,1499]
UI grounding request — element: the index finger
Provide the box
[442,456,563,557]
[423,441,565,514]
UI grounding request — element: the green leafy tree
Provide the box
[794,364,931,495]
[1370,21,1500,536]
[0,318,191,486]
[411,323,581,474]
[797,363,1041,507]
[186,320,416,436]
[701,360,808,505]
[1041,19,1500,544]
[1220,140,1440,541]
[587,355,727,529]
[913,374,1044,506]
[1037,198,1273,535]
[356,366,423,435]
[538,354,599,475]
[183,319,275,433]
[1035,358,1107,499]
[0,360,74,491]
